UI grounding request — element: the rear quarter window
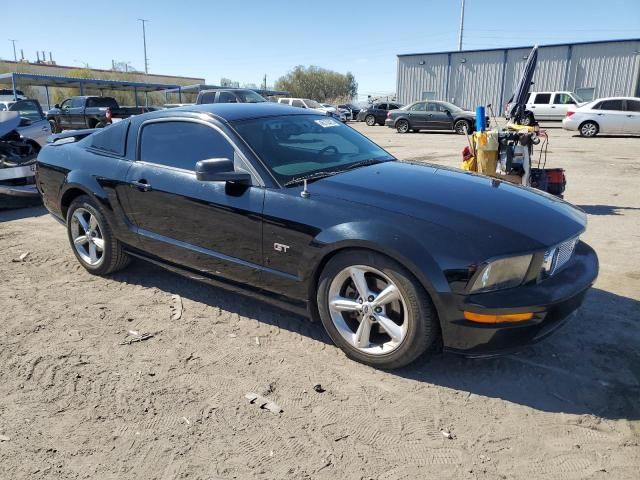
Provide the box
[88,120,129,156]
[86,97,118,108]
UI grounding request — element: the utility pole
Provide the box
[458,0,466,51]
[9,39,17,61]
[138,18,150,74]
[263,74,267,90]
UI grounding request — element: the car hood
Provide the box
[0,111,20,138]
[310,161,586,255]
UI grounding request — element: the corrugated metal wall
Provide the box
[397,40,640,109]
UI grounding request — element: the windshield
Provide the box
[305,99,322,109]
[236,90,267,103]
[233,115,394,185]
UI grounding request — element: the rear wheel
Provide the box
[365,115,376,126]
[317,250,439,369]
[396,119,410,134]
[454,119,472,135]
[579,121,599,137]
[67,195,130,275]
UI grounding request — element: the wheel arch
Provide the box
[59,172,110,220]
[305,224,450,324]
[579,119,599,133]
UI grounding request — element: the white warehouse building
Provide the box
[396,38,640,110]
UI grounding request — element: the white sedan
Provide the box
[562,97,640,137]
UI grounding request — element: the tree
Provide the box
[274,66,357,102]
[220,77,240,88]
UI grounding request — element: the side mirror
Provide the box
[19,117,32,127]
[195,158,251,184]
[54,104,60,109]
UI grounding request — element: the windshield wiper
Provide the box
[284,170,340,187]
[342,158,390,171]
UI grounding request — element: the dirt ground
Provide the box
[1,121,639,479]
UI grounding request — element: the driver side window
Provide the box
[410,102,426,112]
[139,121,235,171]
[60,99,71,109]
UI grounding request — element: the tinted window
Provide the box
[533,94,551,104]
[553,93,575,105]
[235,90,266,103]
[86,97,118,108]
[218,91,238,103]
[0,104,6,111]
[388,104,400,110]
[10,100,44,121]
[140,121,234,171]
[410,102,426,112]
[71,97,84,108]
[233,115,393,185]
[426,103,439,112]
[292,99,305,108]
[89,120,129,156]
[198,91,217,104]
[60,99,72,109]
[377,103,387,110]
[626,100,640,112]
[598,99,624,111]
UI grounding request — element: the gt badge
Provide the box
[273,243,290,253]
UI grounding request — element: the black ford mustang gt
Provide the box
[36,103,598,369]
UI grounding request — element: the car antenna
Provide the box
[301,179,310,198]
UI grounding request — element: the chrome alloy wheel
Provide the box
[580,122,597,137]
[328,265,408,355]
[71,208,105,266]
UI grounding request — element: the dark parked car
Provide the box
[47,96,154,133]
[37,103,598,369]
[357,102,403,126]
[386,100,483,134]
[196,89,267,104]
[338,103,361,120]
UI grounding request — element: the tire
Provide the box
[396,119,410,134]
[49,119,60,134]
[520,112,535,126]
[317,249,439,369]
[454,119,472,135]
[66,195,130,275]
[365,115,376,126]
[579,121,599,137]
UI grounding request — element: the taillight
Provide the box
[565,111,575,117]
[105,107,112,120]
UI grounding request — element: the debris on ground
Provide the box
[441,429,454,439]
[228,333,237,338]
[334,434,349,442]
[255,336,260,345]
[120,331,155,345]
[170,295,183,320]
[313,383,326,393]
[245,392,283,414]
[0,434,10,442]
[12,252,30,263]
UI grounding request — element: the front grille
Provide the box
[549,238,578,276]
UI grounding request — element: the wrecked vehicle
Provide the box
[0,111,41,208]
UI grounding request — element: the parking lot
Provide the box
[1,122,639,479]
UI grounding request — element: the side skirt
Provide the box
[125,250,310,318]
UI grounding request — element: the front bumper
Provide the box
[385,119,394,128]
[0,164,39,197]
[441,241,598,356]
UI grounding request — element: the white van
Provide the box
[506,91,586,123]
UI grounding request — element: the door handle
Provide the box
[551,106,556,108]
[627,115,633,117]
[131,179,152,192]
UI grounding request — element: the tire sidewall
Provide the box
[365,115,376,126]
[454,120,470,135]
[317,250,438,369]
[66,195,115,275]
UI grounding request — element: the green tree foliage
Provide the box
[275,66,357,102]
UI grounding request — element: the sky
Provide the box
[4,0,640,101]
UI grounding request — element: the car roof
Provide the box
[167,102,320,121]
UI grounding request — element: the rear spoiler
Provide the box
[47,128,98,144]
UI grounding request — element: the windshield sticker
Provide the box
[315,118,339,128]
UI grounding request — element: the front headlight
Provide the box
[469,254,533,293]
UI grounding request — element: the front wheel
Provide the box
[396,119,410,134]
[579,121,599,137]
[317,250,439,369]
[67,195,130,275]
[365,115,376,126]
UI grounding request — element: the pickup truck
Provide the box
[46,96,154,132]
